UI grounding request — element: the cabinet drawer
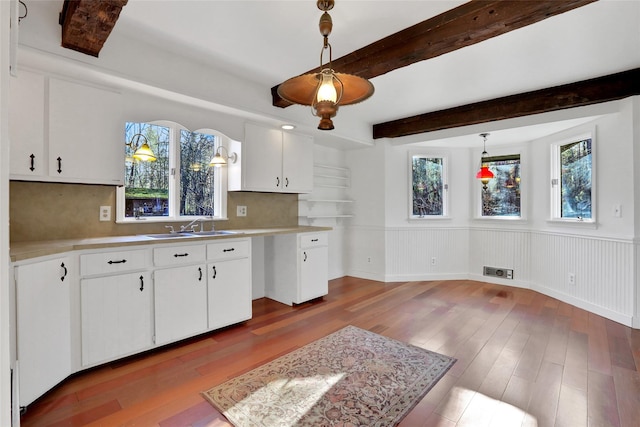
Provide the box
[81,248,149,276]
[207,238,250,261]
[153,244,206,266]
[299,233,327,248]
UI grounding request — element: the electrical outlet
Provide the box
[613,204,621,217]
[431,257,437,266]
[367,257,371,263]
[568,273,576,286]
[237,205,247,217]
[99,205,111,222]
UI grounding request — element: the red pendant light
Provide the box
[476,133,494,190]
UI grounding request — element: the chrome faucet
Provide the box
[180,218,204,233]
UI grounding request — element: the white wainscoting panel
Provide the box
[346,226,387,282]
[468,228,531,287]
[385,227,469,281]
[530,232,634,325]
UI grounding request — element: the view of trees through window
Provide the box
[481,155,521,217]
[411,156,444,217]
[125,122,170,218]
[560,138,592,219]
[124,122,218,218]
[179,130,217,216]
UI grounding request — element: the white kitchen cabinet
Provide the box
[207,239,252,330]
[265,232,328,305]
[79,247,152,367]
[228,122,313,193]
[153,244,208,345]
[15,256,72,407]
[9,72,124,185]
[48,78,124,185]
[81,272,153,366]
[8,69,45,177]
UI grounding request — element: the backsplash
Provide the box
[9,181,298,242]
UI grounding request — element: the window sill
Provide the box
[408,216,451,222]
[116,216,228,225]
[474,216,525,222]
[546,219,598,229]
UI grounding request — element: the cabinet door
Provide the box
[282,132,313,193]
[154,264,208,345]
[208,257,251,330]
[299,246,328,303]
[81,272,153,366]
[9,70,45,177]
[48,78,124,185]
[15,257,72,406]
[242,123,283,191]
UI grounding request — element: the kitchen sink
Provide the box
[144,230,241,239]
[186,230,242,236]
[144,233,196,239]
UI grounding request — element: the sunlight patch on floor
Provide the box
[438,387,537,426]
[235,373,345,424]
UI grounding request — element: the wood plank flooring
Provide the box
[20,277,640,427]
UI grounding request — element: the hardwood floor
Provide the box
[20,277,640,427]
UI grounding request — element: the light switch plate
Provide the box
[99,206,111,222]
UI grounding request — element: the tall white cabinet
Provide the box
[228,122,313,193]
[15,256,72,407]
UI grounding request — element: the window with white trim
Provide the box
[551,134,594,222]
[410,155,448,218]
[117,121,228,222]
[480,154,521,218]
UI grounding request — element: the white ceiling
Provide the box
[18,0,640,149]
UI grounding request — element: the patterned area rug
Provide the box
[202,325,456,426]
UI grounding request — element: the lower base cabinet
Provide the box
[80,272,154,366]
[154,263,208,345]
[266,232,328,305]
[208,257,251,330]
[15,257,72,407]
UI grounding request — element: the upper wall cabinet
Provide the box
[9,71,125,185]
[228,122,313,193]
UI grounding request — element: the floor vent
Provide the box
[483,266,513,279]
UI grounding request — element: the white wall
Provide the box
[1,1,12,424]
[346,97,640,328]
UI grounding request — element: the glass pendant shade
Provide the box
[317,71,338,102]
[208,152,227,167]
[476,165,494,185]
[133,143,157,162]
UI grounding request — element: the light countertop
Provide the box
[10,226,331,262]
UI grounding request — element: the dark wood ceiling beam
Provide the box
[59,0,128,57]
[272,0,597,107]
[372,68,640,139]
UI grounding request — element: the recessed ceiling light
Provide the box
[281,124,296,130]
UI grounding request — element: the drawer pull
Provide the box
[60,262,68,282]
[198,267,203,281]
[212,265,217,279]
[223,248,235,253]
[174,253,189,258]
[311,238,319,242]
[107,259,127,265]
[139,275,144,291]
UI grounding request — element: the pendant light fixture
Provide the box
[277,0,374,130]
[126,133,157,162]
[476,133,494,190]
